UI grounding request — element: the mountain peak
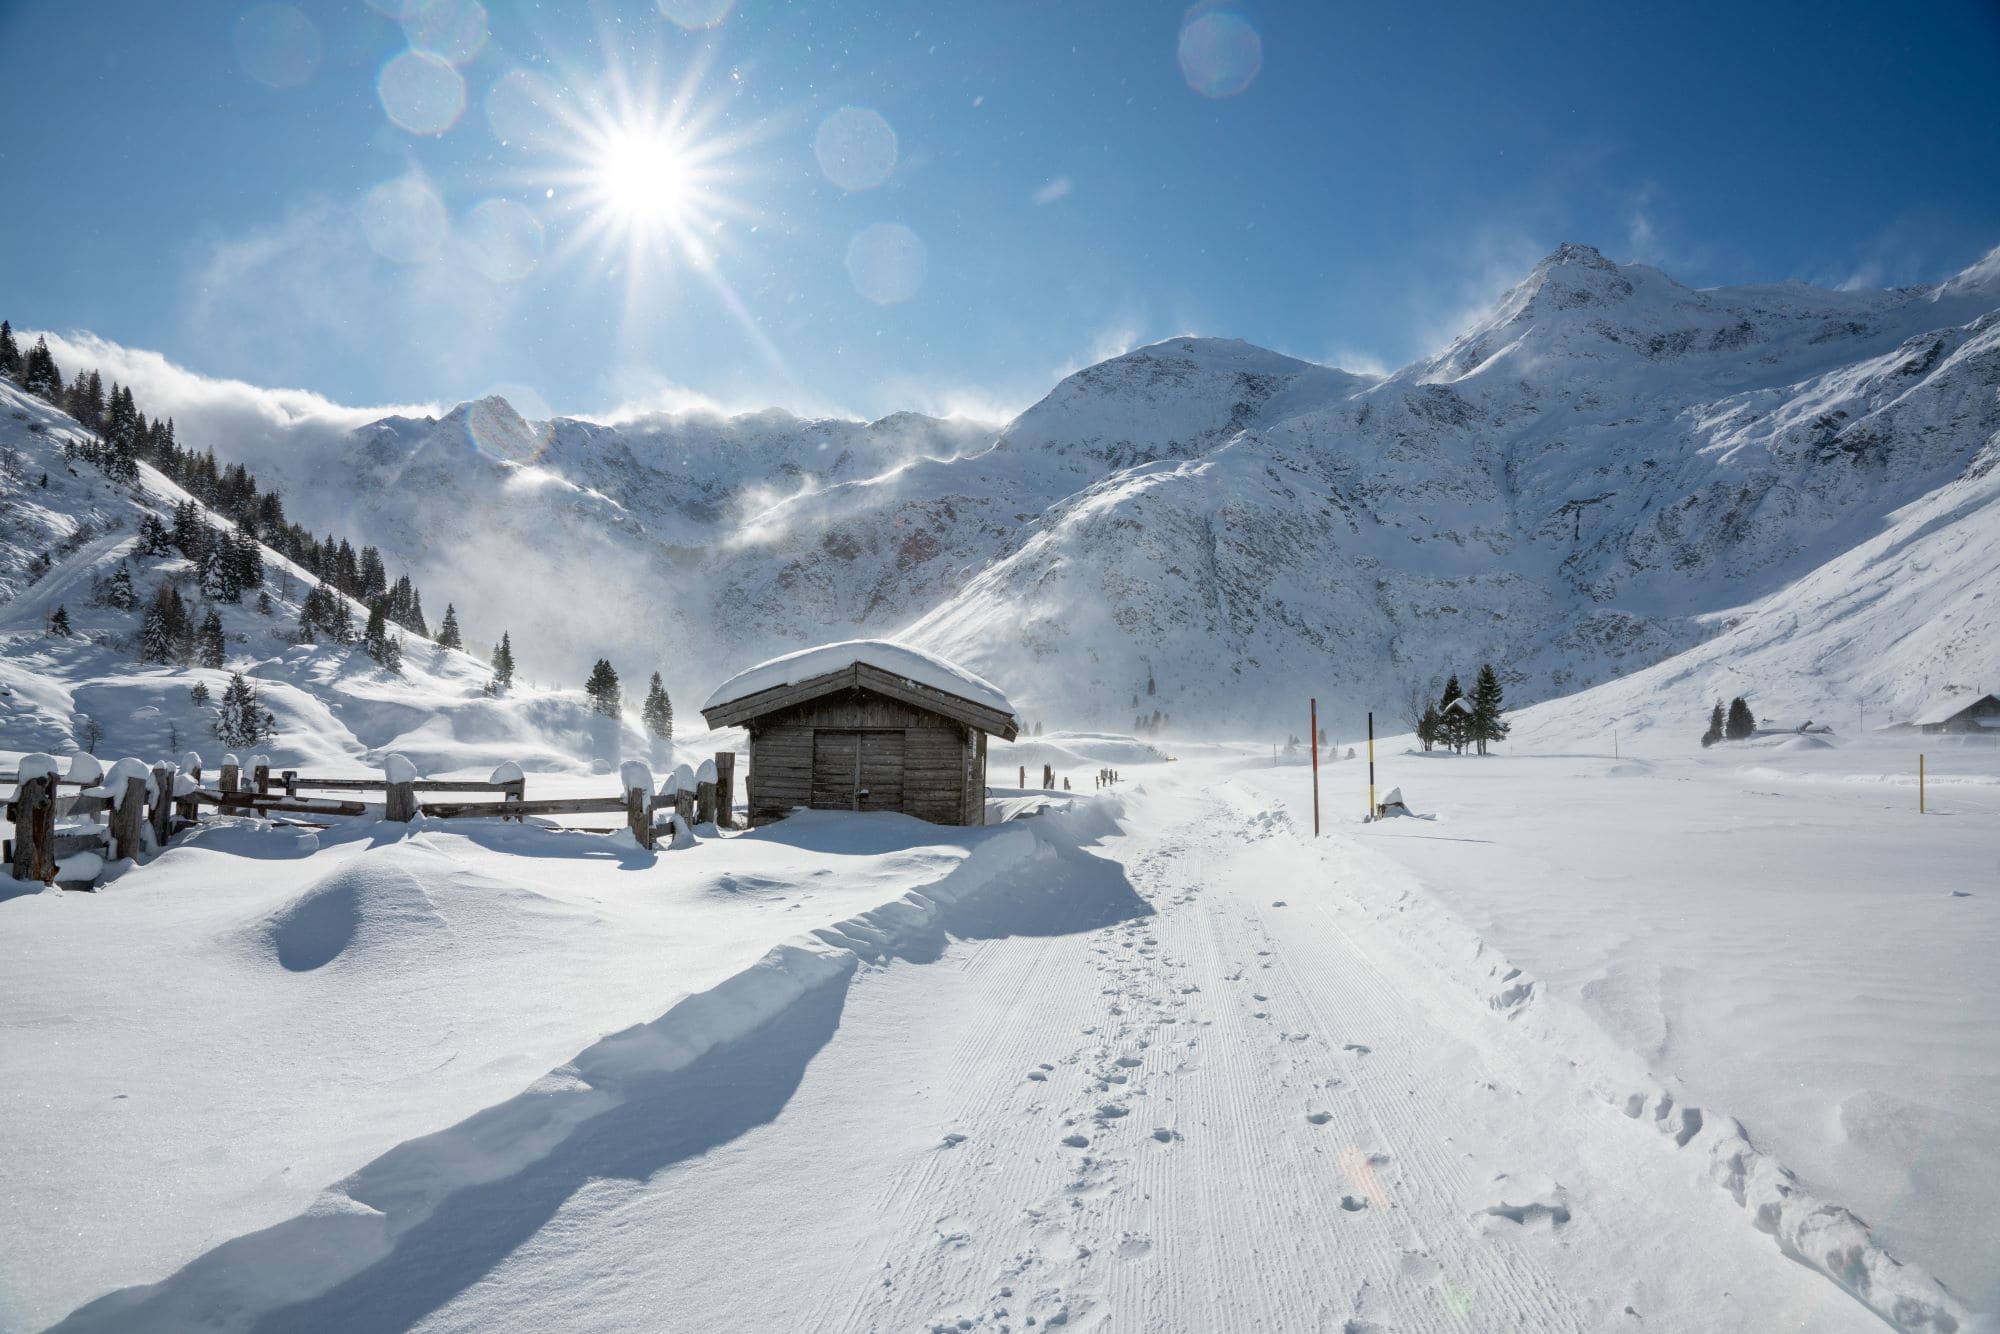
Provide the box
[1537,241,1618,273]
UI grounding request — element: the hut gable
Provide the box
[700,641,1019,827]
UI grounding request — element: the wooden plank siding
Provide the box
[742,684,985,826]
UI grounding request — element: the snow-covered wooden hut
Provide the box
[699,641,1020,827]
[1914,691,2000,735]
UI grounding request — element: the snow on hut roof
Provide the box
[702,639,1019,725]
[1913,690,1997,726]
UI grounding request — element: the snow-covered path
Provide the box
[405,776,1882,1333]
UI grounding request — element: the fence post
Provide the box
[220,760,239,797]
[178,757,202,826]
[1018,765,1025,789]
[714,751,736,828]
[253,762,270,795]
[384,765,418,822]
[112,776,147,861]
[10,775,56,884]
[695,779,716,826]
[283,769,298,800]
[627,782,653,850]
[504,777,525,822]
[148,765,175,849]
[676,787,696,827]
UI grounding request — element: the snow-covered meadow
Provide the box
[3,727,1993,1331]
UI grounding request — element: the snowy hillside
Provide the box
[0,381,674,775]
[27,241,2000,740]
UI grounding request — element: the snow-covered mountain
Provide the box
[16,240,2000,745]
[0,379,677,773]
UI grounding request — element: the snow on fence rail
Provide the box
[4,749,740,891]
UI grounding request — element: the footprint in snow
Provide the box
[941,1133,967,1148]
[1344,1043,1372,1055]
[1115,1055,1142,1068]
[1306,1111,1333,1125]
[1339,1195,1369,1212]
[1151,1127,1180,1143]
[1062,1134,1090,1149]
[1027,1071,1048,1082]
[1271,900,1287,907]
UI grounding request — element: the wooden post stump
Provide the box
[714,752,736,829]
[695,781,716,826]
[627,784,652,850]
[253,763,271,795]
[503,778,525,822]
[148,765,174,849]
[385,779,418,823]
[9,775,56,884]
[111,776,147,861]
[1019,765,1025,789]
[177,761,202,825]
[283,770,298,799]
[220,762,239,796]
[676,788,696,827]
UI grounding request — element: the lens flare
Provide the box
[234,4,321,89]
[402,0,487,65]
[464,395,551,464]
[378,49,466,135]
[813,106,898,192]
[846,223,928,305]
[462,198,544,282]
[1178,7,1262,98]
[360,173,449,263]
[657,0,735,30]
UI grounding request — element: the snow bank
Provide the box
[59,819,1045,1331]
[670,763,695,794]
[702,639,1018,724]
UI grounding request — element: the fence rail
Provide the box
[6,750,740,891]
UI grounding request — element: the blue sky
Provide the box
[3,0,1998,421]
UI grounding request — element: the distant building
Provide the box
[1913,691,2000,735]
[700,640,1020,827]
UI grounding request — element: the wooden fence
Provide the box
[5,750,740,892]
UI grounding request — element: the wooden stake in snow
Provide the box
[111,775,147,863]
[1366,711,1376,822]
[9,774,56,884]
[1919,753,1926,815]
[383,755,419,823]
[148,765,174,848]
[1310,697,1320,838]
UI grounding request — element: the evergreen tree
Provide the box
[196,608,226,669]
[1725,696,1756,740]
[1418,704,1440,752]
[584,658,621,716]
[214,672,273,747]
[20,336,63,401]
[363,600,401,672]
[1437,674,1469,754]
[199,541,237,602]
[256,589,273,616]
[137,580,191,664]
[642,671,674,740]
[1469,663,1509,755]
[230,527,264,595]
[101,564,137,611]
[190,680,211,705]
[0,319,18,376]
[491,632,516,688]
[1701,701,1725,748]
[137,512,173,556]
[48,604,71,636]
[435,602,462,650]
[357,545,386,601]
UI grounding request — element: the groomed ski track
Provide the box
[396,772,1895,1334]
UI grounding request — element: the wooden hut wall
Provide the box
[745,689,980,825]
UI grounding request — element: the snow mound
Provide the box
[382,753,418,785]
[703,639,1017,724]
[256,858,446,973]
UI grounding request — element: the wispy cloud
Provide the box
[1032,176,1073,206]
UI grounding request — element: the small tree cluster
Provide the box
[1416,665,1509,755]
[585,659,622,716]
[138,580,196,664]
[297,582,355,644]
[214,671,276,747]
[490,631,515,690]
[642,671,674,740]
[1703,696,1756,746]
[363,600,403,673]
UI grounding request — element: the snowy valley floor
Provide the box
[3,740,1994,1332]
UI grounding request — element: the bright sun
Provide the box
[593,126,698,230]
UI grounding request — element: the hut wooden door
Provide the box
[856,730,904,811]
[809,729,904,811]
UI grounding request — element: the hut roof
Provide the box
[1913,690,1998,726]
[700,639,1021,738]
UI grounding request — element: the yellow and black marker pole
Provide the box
[1366,711,1375,821]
